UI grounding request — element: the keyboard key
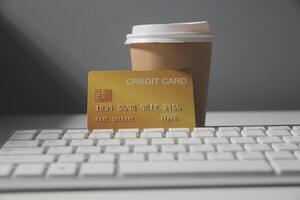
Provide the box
[92,129,114,134]
[119,154,145,162]
[0,164,13,177]
[42,140,67,147]
[115,132,137,139]
[178,153,205,161]
[236,152,265,160]
[204,137,228,144]
[140,132,163,138]
[89,154,115,163]
[271,160,300,174]
[217,144,243,152]
[168,128,189,132]
[189,145,214,152]
[293,151,300,159]
[119,160,272,175]
[88,132,112,139]
[244,144,271,152]
[0,147,44,155]
[97,139,121,146]
[283,136,300,143]
[47,163,77,177]
[58,154,85,163]
[216,130,240,137]
[218,127,240,131]
[293,126,300,130]
[66,129,89,133]
[207,152,235,161]
[243,126,265,131]
[105,146,129,153]
[40,129,64,134]
[291,129,300,136]
[118,129,139,133]
[191,131,214,138]
[241,130,265,137]
[36,134,60,140]
[257,136,282,144]
[230,137,256,144]
[148,153,174,161]
[14,163,45,177]
[79,163,114,176]
[70,139,94,146]
[14,130,37,134]
[193,127,215,132]
[265,151,294,160]
[151,138,174,145]
[161,145,186,153]
[63,133,86,139]
[47,147,73,154]
[272,143,299,151]
[268,126,290,131]
[10,133,35,140]
[76,146,101,154]
[143,128,164,133]
[267,130,291,136]
[177,138,201,145]
[0,155,54,163]
[125,139,148,146]
[133,145,158,153]
[3,140,39,148]
[166,131,188,138]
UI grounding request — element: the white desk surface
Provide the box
[0,111,300,200]
[1,110,300,129]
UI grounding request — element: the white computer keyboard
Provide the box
[1,125,300,191]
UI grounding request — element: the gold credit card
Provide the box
[87,70,195,130]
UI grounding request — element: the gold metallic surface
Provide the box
[87,70,195,130]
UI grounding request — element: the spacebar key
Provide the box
[119,161,272,175]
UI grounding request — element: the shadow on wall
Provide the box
[0,14,85,115]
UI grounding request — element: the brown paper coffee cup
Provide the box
[125,22,213,126]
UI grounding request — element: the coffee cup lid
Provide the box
[125,21,214,44]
